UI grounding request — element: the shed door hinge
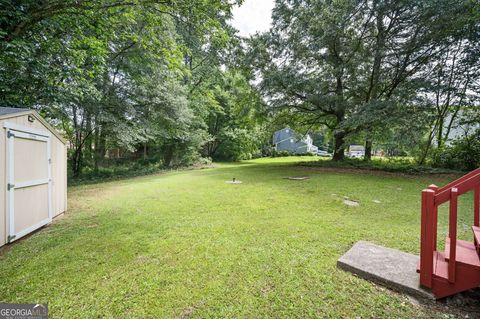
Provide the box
[7,183,14,191]
[7,131,15,138]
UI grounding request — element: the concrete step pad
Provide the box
[337,241,434,300]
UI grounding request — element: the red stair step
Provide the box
[473,226,480,247]
[416,252,449,279]
[444,238,480,268]
[431,251,480,299]
[432,251,448,280]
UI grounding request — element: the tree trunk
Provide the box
[437,117,444,148]
[85,111,93,163]
[71,154,78,178]
[333,130,345,161]
[364,139,373,161]
[72,146,82,178]
[163,144,174,167]
[94,125,106,172]
[418,124,437,165]
[443,105,461,145]
[363,7,384,162]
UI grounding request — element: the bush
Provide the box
[271,150,291,157]
[69,156,212,186]
[430,130,480,171]
[298,157,459,174]
[214,128,264,161]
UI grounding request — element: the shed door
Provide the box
[5,126,52,243]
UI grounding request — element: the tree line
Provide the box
[1,0,479,177]
[1,0,268,177]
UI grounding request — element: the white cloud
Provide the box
[230,0,275,37]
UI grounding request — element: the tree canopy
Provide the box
[249,0,479,161]
[1,0,268,177]
[1,0,479,176]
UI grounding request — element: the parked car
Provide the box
[316,150,333,157]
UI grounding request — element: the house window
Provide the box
[286,129,289,133]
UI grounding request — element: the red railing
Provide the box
[420,168,480,288]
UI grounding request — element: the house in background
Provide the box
[444,111,480,144]
[348,145,365,158]
[273,128,318,154]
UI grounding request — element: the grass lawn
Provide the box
[0,157,475,318]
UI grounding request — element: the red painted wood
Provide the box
[448,188,458,283]
[433,251,448,280]
[420,189,435,288]
[432,260,480,299]
[436,173,480,205]
[473,226,480,251]
[475,187,480,227]
[438,167,480,193]
[420,169,480,298]
[444,238,480,267]
[428,185,439,250]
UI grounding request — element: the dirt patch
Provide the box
[372,282,480,318]
[179,301,207,319]
[260,284,275,297]
[179,306,196,319]
[0,243,14,257]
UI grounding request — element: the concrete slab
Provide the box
[343,199,360,207]
[225,181,242,184]
[337,241,435,300]
[285,176,309,180]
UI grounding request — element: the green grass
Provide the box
[0,157,474,318]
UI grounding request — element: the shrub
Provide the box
[271,150,291,157]
[430,130,480,171]
[298,157,459,174]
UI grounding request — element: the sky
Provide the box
[230,0,275,37]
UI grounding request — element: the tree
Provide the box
[199,70,266,160]
[0,0,241,176]
[415,40,480,164]
[250,0,474,161]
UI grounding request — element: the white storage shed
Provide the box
[0,107,67,246]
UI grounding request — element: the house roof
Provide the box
[0,107,67,144]
[349,145,365,152]
[0,107,29,116]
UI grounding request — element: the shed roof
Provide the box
[0,107,29,116]
[0,107,67,144]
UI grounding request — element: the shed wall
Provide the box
[0,114,67,246]
[0,121,5,247]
